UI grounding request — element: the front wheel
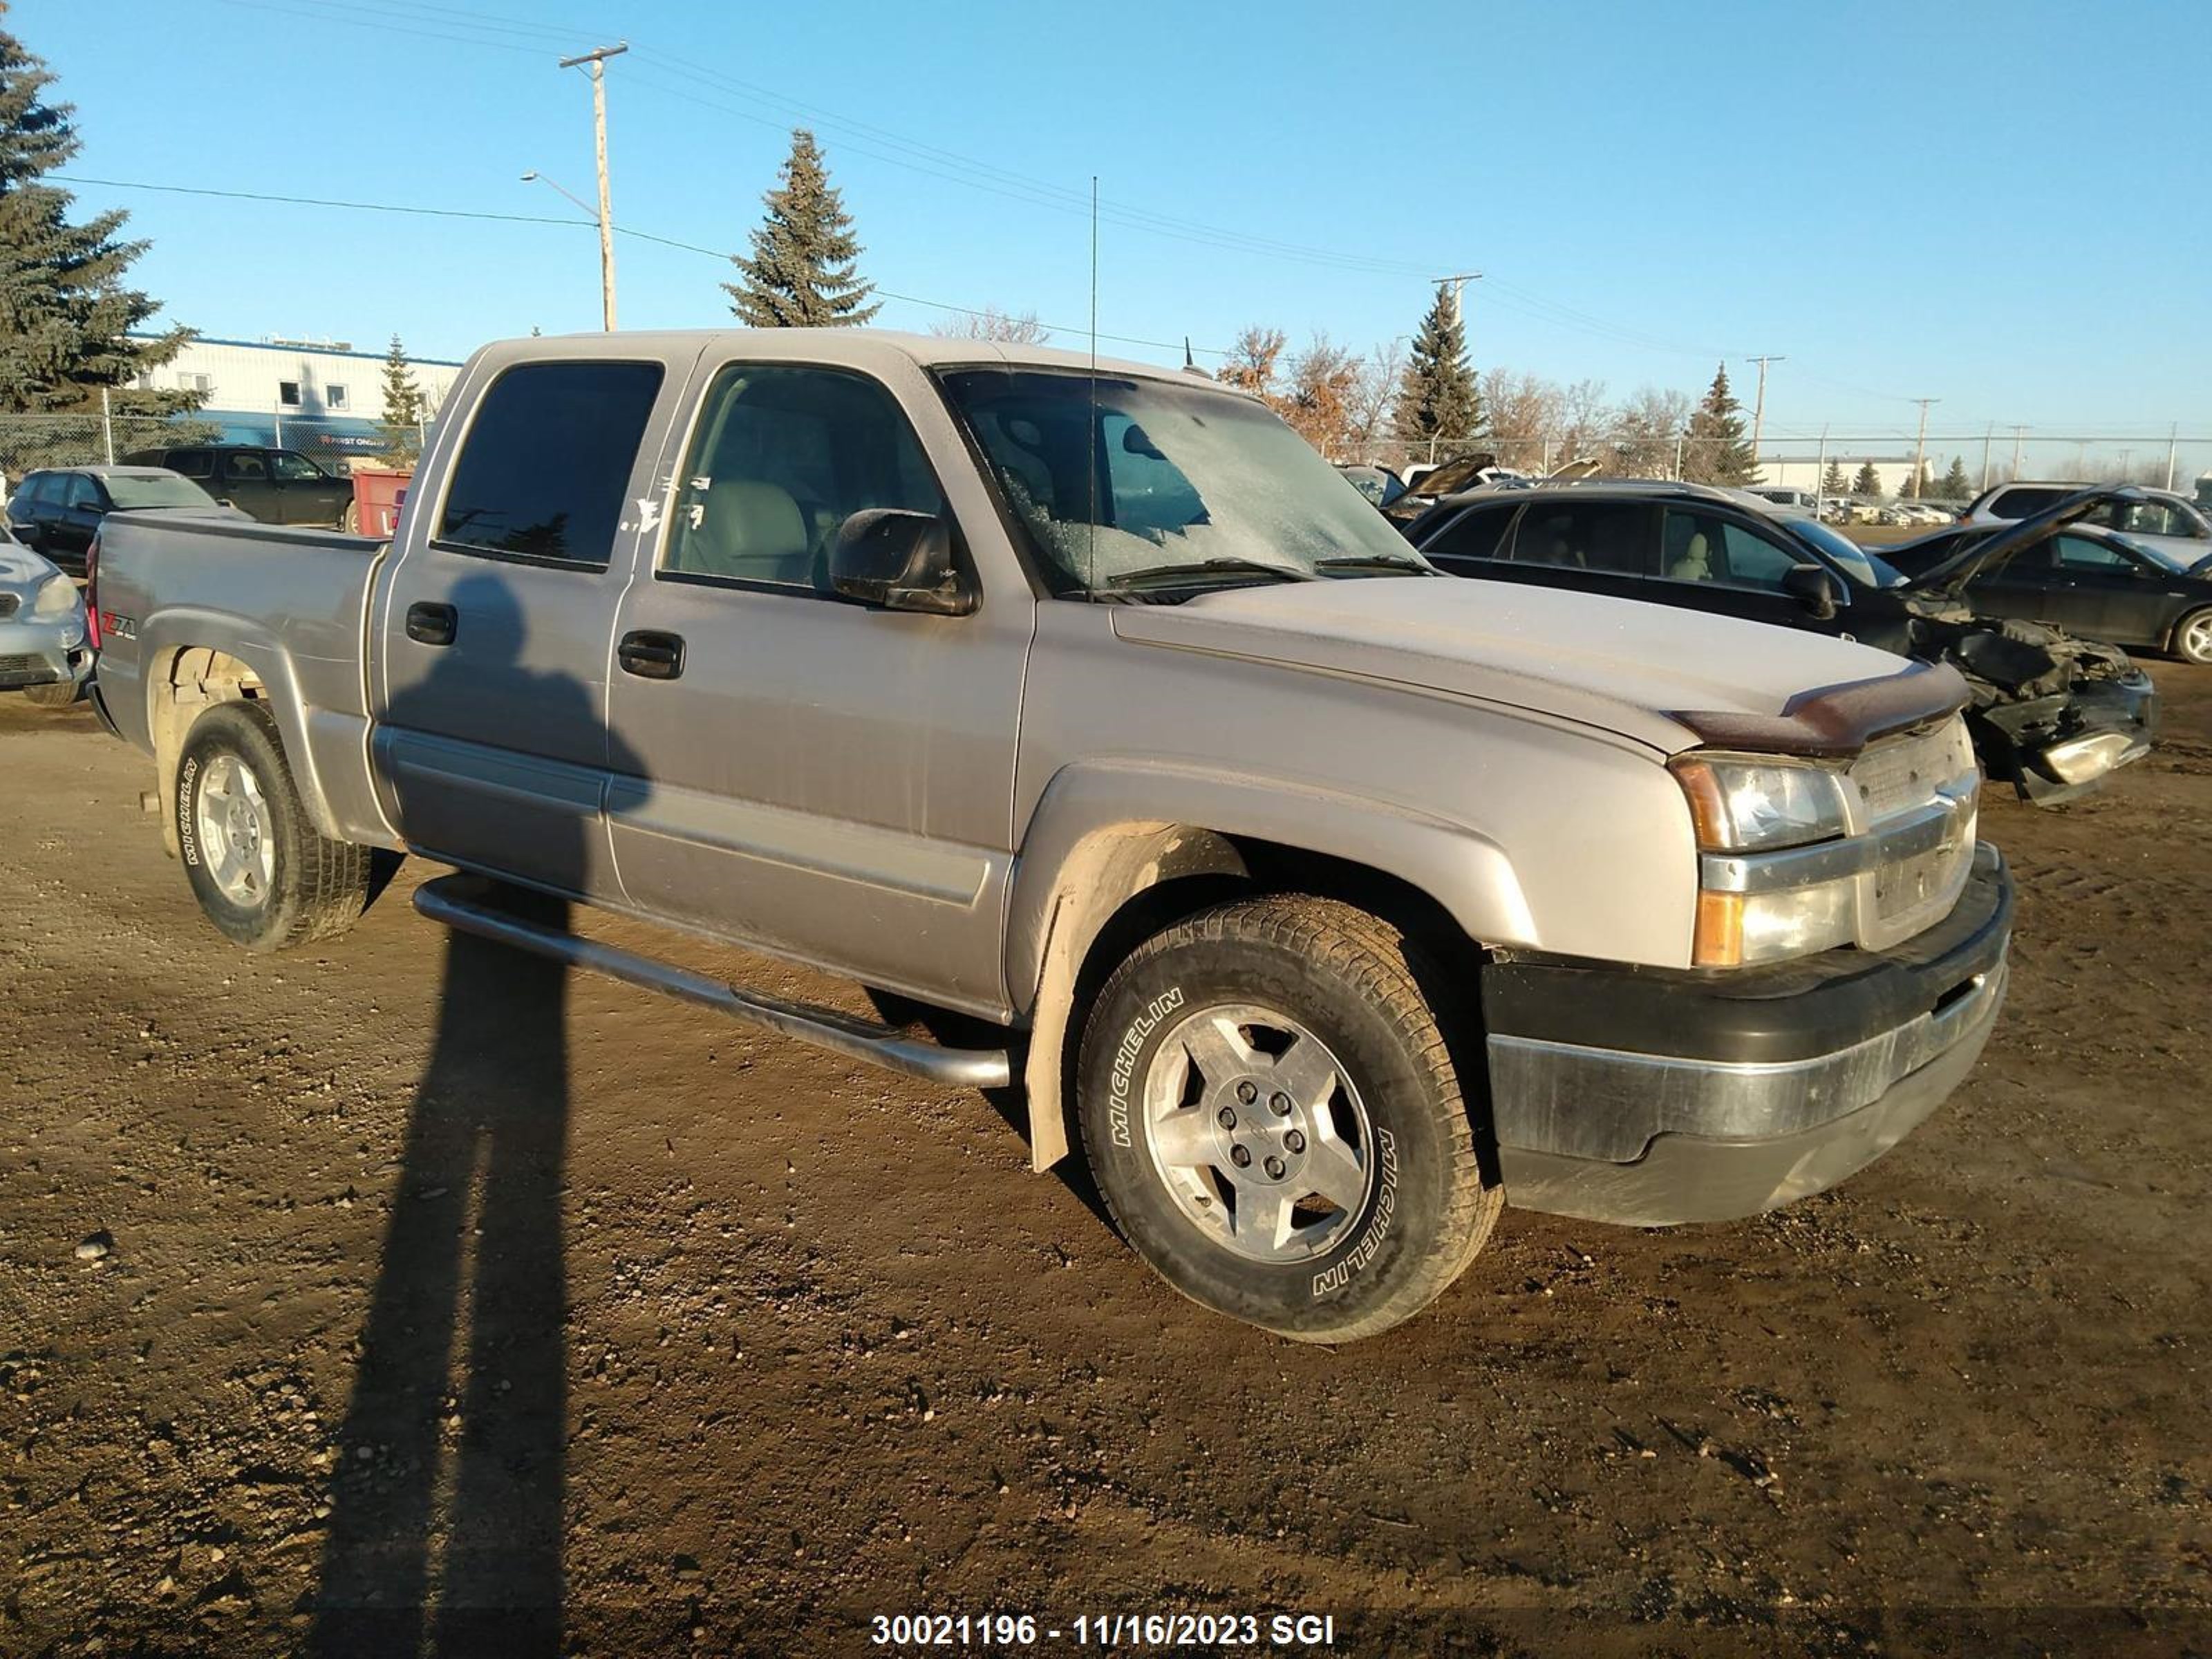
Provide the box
[22,678,82,708]
[1076,895,1499,1342]
[2173,608,2212,666]
[175,700,371,951]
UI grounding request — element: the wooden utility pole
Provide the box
[559,42,628,330]
[1745,355,1784,476]
[1908,397,1939,498]
[2007,424,2030,482]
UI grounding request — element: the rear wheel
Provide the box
[340,499,359,534]
[1076,894,1499,1342]
[176,700,371,951]
[2174,608,2212,666]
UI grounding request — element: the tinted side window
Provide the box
[168,449,214,479]
[438,360,664,566]
[662,364,941,590]
[1989,487,2068,518]
[1510,502,1651,575]
[12,473,52,508]
[64,476,102,510]
[2052,535,2136,574]
[1424,504,1517,562]
[271,451,324,482]
[223,453,270,482]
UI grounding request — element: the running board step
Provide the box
[412,875,1013,1091]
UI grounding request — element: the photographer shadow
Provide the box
[312,572,639,1656]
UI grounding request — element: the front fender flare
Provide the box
[1004,760,1534,1170]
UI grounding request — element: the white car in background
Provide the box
[1966,482,2211,570]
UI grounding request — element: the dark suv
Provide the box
[122,444,353,528]
[1401,480,2159,803]
[5,466,231,574]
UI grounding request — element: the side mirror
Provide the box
[1783,561,1844,619]
[828,509,975,617]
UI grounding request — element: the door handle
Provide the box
[404,601,457,646]
[617,629,685,680]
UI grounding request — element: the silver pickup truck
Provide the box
[88,330,2014,1341]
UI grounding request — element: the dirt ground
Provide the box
[1,672,2207,1659]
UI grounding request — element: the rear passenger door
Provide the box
[270,449,349,525]
[602,357,1031,1015]
[373,352,685,899]
[216,451,280,522]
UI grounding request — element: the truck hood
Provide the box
[1111,575,1922,755]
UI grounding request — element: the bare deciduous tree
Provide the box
[1346,340,1404,458]
[1215,326,1288,400]
[930,304,1050,344]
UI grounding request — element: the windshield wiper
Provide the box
[1313,554,1437,576]
[1099,558,1317,592]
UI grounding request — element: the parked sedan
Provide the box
[122,444,355,528]
[4,467,234,575]
[1402,480,2158,803]
[0,535,92,706]
[1883,512,2212,664]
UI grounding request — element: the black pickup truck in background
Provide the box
[122,444,354,528]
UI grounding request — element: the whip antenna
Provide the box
[1087,174,1099,597]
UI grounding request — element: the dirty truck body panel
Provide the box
[94,328,2014,1332]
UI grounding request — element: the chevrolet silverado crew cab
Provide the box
[88,330,2013,1342]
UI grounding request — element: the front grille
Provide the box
[0,654,36,672]
[1846,718,1979,949]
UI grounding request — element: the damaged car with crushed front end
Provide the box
[1402,478,2157,805]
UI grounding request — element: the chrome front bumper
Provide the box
[1484,845,2013,1226]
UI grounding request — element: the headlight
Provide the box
[1671,754,1848,852]
[30,574,79,619]
[1674,753,1855,967]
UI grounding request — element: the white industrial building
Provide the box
[127,334,466,460]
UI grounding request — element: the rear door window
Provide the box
[63,476,102,511]
[435,360,665,566]
[1989,486,2070,518]
[1509,501,1653,575]
[167,449,214,479]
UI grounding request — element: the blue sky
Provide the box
[17,0,2212,476]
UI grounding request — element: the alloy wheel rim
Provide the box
[2188,615,2212,662]
[196,753,275,907]
[1139,1002,1376,1264]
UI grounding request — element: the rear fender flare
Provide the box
[140,616,343,850]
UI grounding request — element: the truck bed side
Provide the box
[93,512,400,851]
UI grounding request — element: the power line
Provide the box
[50,173,1234,357]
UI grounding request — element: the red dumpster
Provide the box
[350,467,413,538]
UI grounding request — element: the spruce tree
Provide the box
[1853,461,1882,496]
[374,334,427,468]
[0,6,192,422]
[724,129,879,328]
[1390,285,1482,461]
[1682,364,1757,485]
[1821,457,1848,495]
[1938,456,1971,500]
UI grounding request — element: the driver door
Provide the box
[603,357,1032,1017]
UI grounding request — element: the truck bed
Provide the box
[92,511,397,847]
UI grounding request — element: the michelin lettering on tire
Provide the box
[1107,986,1185,1149]
[1313,1127,1396,1299]
[177,755,201,868]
